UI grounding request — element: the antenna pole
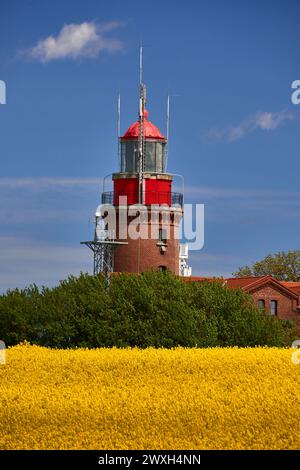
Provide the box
[165,94,170,171]
[138,46,146,205]
[139,46,143,86]
[117,93,121,168]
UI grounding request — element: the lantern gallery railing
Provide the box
[101,191,183,208]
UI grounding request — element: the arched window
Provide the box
[270,300,278,316]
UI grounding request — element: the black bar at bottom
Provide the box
[0,450,299,466]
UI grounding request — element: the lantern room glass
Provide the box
[120,141,166,173]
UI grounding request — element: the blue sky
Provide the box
[0,0,299,292]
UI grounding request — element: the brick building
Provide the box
[190,276,300,324]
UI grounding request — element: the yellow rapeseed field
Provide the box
[0,344,300,450]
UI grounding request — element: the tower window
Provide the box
[258,299,265,310]
[144,142,156,172]
[159,228,167,243]
[121,140,166,173]
[158,265,167,272]
[144,142,166,173]
[270,300,278,316]
[121,141,138,173]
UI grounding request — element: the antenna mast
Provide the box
[165,94,170,171]
[138,46,146,204]
[117,93,121,168]
[139,45,143,85]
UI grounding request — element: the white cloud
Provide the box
[207,110,295,142]
[0,236,91,293]
[184,185,300,223]
[0,177,102,189]
[23,21,123,62]
[184,185,300,200]
[0,177,104,225]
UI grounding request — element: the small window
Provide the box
[159,228,167,243]
[121,141,138,173]
[258,299,265,310]
[158,265,167,272]
[156,143,164,173]
[144,142,166,173]
[270,300,278,316]
[144,142,156,172]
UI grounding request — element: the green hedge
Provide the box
[0,271,287,348]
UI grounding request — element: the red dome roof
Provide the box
[121,110,166,141]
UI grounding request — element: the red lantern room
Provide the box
[107,109,177,207]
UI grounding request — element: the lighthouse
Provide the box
[82,50,191,277]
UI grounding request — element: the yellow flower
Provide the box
[0,345,299,450]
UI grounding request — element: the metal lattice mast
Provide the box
[81,213,127,277]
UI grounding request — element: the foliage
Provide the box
[189,280,284,347]
[0,271,287,348]
[233,250,300,281]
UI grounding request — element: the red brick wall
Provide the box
[114,236,180,274]
[250,284,300,324]
[113,207,182,275]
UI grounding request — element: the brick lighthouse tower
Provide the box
[82,50,191,277]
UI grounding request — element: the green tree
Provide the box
[233,250,300,281]
[36,273,111,348]
[0,270,288,348]
[189,280,283,347]
[108,271,211,348]
[0,285,39,345]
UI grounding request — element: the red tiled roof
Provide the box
[281,282,300,294]
[225,277,266,289]
[184,276,223,284]
[186,275,300,300]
